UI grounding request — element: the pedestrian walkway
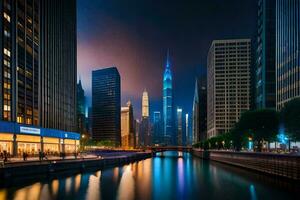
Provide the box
[0,154,99,167]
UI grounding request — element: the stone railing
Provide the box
[193,149,300,180]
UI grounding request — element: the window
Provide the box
[4,48,11,57]
[4,12,10,22]
[4,30,10,37]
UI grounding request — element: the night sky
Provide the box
[77,0,257,119]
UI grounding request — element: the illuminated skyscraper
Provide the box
[141,89,151,146]
[0,0,77,130]
[121,101,135,148]
[142,89,149,117]
[176,107,183,146]
[163,52,173,145]
[185,113,190,145]
[0,0,79,156]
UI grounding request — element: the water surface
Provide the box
[0,151,298,200]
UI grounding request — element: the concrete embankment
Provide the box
[0,152,151,180]
[193,149,300,181]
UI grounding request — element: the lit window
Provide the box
[4,82,11,89]
[4,48,11,57]
[3,12,10,22]
[4,30,10,37]
[4,105,11,111]
[17,116,23,123]
[4,59,10,67]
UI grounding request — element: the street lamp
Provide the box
[248,137,253,151]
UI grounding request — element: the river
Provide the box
[0,151,298,200]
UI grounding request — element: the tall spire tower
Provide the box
[142,89,149,118]
[163,50,173,144]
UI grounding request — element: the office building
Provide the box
[135,119,141,147]
[185,113,190,145]
[153,111,162,144]
[256,0,276,109]
[77,80,86,135]
[0,0,79,156]
[121,101,135,148]
[141,89,151,146]
[92,67,121,146]
[276,0,300,110]
[207,39,251,138]
[192,77,207,143]
[163,52,173,144]
[176,107,183,146]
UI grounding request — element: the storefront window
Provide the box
[18,143,41,156]
[16,134,41,156]
[65,144,76,153]
[0,133,14,155]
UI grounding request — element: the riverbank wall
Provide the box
[0,152,151,181]
[193,149,300,181]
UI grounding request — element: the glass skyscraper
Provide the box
[163,52,173,145]
[0,0,77,131]
[256,0,276,109]
[92,67,121,146]
[0,0,79,156]
[276,0,300,110]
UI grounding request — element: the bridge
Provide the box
[145,146,193,154]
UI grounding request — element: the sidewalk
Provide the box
[0,154,99,167]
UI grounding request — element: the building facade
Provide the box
[141,89,151,146]
[192,79,200,144]
[0,0,78,156]
[176,107,183,146]
[92,67,121,146]
[77,80,86,136]
[163,52,173,145]
[207,39,251,138]
[121,101,135,148]
[256,0,276,109]
[153,111,162,144]
[276,0,300,110]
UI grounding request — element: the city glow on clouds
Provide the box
[77,16,163,110]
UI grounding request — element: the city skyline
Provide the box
[77,0,257,118]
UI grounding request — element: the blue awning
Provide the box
[0,120,80,140]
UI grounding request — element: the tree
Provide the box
[235,109,280,151]
[280,98,300,141]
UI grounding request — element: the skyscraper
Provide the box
[153,111,162,144]
[207,39,251,138]
[77,80,86,135]
[0,0,79,156]
[92,67,121,146]
[185,113,190,145]
[163,52,173,145]
[142,89,149,117]
[192,76,207,144]
[176,107,183,146]
[276,0,300,110]
[40,0,77,131]
[141,89,150,146]
[121,101,135,148]
[256,0,276,109]
[192,79,200,144]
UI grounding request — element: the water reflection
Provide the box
[1,151,298,200]
[85,171,101,200]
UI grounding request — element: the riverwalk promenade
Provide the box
[0,150,152,185]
